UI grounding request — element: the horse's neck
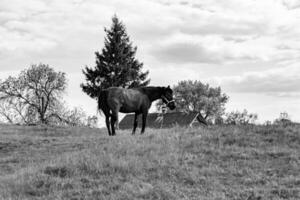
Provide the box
[142,87,162,102]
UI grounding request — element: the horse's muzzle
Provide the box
[167,101,176,110]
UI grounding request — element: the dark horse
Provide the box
[98,86,176,136]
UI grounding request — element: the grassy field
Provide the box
[0,124,299,200]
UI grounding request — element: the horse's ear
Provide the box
[167,85,170,89]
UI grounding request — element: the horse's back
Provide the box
[106,87,143,100]
[106,87,149,113]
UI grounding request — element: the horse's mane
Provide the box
[135,86,164,101]
[136,86,163,93]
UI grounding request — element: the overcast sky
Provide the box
[0,0,300,125]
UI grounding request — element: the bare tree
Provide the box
[49,105,88,126]
[87,115,98,128]
[225,109,258,125]
[274,112,292,126]
[0,98,37,124]
[46,102,96,127]
[0,64,67,124]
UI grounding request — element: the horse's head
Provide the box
[161,86,176,110]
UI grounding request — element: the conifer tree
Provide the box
[81,15,150,98]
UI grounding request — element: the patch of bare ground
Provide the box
[0,124,299,199]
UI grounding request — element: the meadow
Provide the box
[0,124,299,200]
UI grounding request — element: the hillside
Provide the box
[0,124,299,200]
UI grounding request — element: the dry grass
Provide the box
[0,124,299,199]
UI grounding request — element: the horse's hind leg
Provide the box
[110,111,119,136]
[116,116,120,130]
[132,112,139,135]
[104,114,112,136]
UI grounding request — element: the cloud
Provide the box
[0,0,299,66]
[0,0,115,71]
[210,64,300,95]
[143,0,300,65]
[0,27,57,52]
[282,0,300,9]
[151,41,219,64]
[150,34,285,64]
[148,65,201,86]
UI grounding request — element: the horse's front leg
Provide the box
[141,111,148,134]
[132,112,139,135]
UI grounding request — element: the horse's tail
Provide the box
[97,90,108,115]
